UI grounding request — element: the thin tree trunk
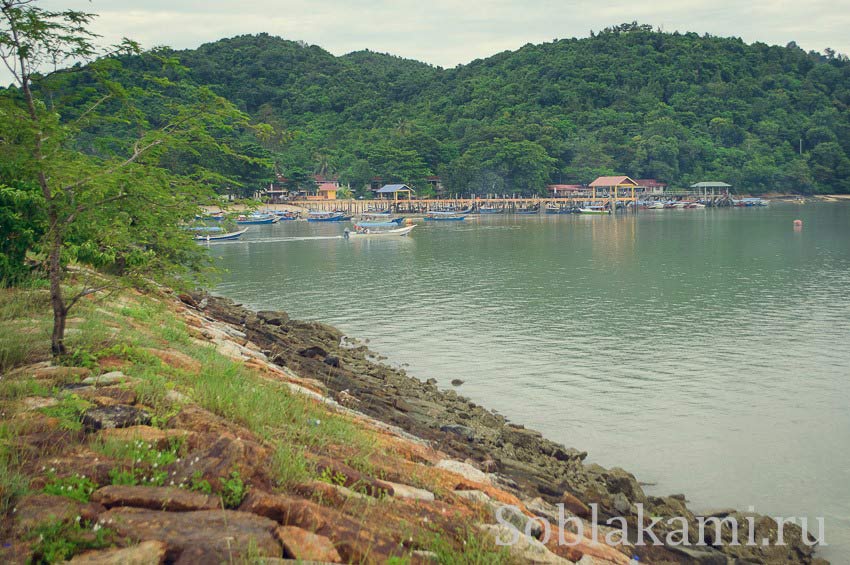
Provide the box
[48,220,67,356]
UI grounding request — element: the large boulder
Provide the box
[96,508,280,563]
[81,405,151,431]
[169,435,271,492]
[91,486,219,511]
[68,540,167,564]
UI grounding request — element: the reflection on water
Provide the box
[212,204,850,559]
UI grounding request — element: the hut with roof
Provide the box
[690,181,732,198]
[588,176,639,199]
[375,184,415,201]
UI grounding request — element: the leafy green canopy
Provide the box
[150,28,849,194]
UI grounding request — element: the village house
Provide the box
[546,184,586,196]
[588,176,639,198]
[634,179,667,194]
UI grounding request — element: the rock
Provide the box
[480,458,499,473]
[435,459,491,485]
[169,435,270,492]
[450,379,464,386]
[142,348,202,373]
[81,371,130,386]
[166,405,257,443]
[298,346,327,359]
[611,492,632,515]
[501,424,543,450]
[440,424,475,441]
[257,310,289,326]
[313,457,394,498]
[177,293,197,307]
[77,386,137,406]
[291,481,372,505]
[275,526,342,563]
[455,490,492,504]
[96,508,280,563]
[480,524,571,564]
[95,426,193,450]
[664,545,727,564]
[605,467,647,505]
[384,481,435,501]
[239,491,403,562]
[31,365,91,381]
[91,486,220,511]
[13,494,103,534]
[495,504,544,539]
[22,396,58,410]
[323,355,340,367]
[82,405,151,431]
[68,540,167,564]
[561,491,591,518]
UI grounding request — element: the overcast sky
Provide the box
[8,0,850,79]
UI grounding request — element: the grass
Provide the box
[42,473,98,503]
[0,285,51,372]
[27,518,114,564]
[428,530,516,565]
[39,395,92,431]
[270,443,314,489]
[0,422,30,515]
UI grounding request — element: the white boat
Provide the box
[343,225,415,238]
[194,228,249,242]
[578,206,610,215]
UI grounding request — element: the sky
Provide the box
[5,0,850,80]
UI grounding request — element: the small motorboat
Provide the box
[236,214,278,225]
[194,228,249,242]
[344,225,415,238]
[355,219,405,228]
[424,213,465,221]
[646,202,665,210]
[307,211,352,222]
[578,206,610,215]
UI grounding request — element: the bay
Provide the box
[211,203,850,559]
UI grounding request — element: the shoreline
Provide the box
[194,291,826,564]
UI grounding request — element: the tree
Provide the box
[0,0,263,354]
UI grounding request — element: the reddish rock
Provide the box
[166,405,258,443]
[313,457,394,498]
[169,435,271,492]
[78,386,137,406]
[239,491,403,563]
[561,491,591,518]
[95,426,193,450]
[13,494,104,535]
[275,525,342,562]
[91,486,220,511]
[68,540,167,564]
[142,348,202,373]
[97,508,280,563]
[32,365,91,382]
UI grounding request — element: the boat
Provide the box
[478,206,503,214]
[515,207,539,215]
[578,206,610,215]
[424,213,465,221]
[545,205,576,214]
[236,214,278,225]
[354,219,405,228]
[307,211,352,222]
[362,211,392,218]
[683,202,706,209]
[646,202,665,210]
[268,210,299,220]
[344,225,416,238]
[194,228,249,242]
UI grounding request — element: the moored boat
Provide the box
[424,213,465,221]
[578,206,610,215]
[236,214,278,225]
[307,211,352,222]
[355,219,405,228]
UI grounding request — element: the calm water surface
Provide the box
[211,203,850,559]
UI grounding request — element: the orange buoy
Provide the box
[793,219,803,227]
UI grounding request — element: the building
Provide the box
[690,181,732,197]
[588,176,639,198]
[634,179,667,194]
[425,176,444,196]
[316,183,338,200]
[375,184,415,201]
[546,184,585,196]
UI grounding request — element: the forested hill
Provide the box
[164,26,850,194]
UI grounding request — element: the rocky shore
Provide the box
[191,292,826,565]
[0,283,827,564]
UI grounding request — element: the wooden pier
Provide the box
[286,196,639,214]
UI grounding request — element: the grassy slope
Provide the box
[0,278,532,563]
